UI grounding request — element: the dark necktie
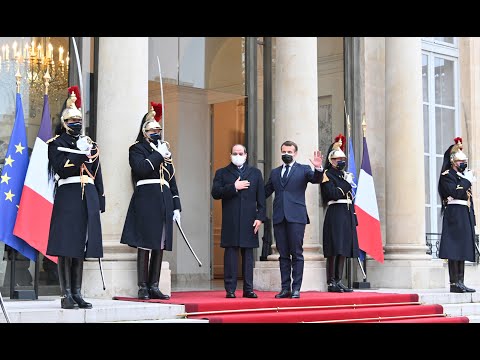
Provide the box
[282,164,290,184]
[238,166,244,179]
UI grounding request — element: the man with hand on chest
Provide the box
[212,144,266,299]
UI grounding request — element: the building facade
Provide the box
[0,37,479,298]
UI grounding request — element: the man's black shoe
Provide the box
[226,291,236,298]
[275,290,291,298]
[291,290,300,298]
[243,291,258,298]
[327,282,344,293]
[336,282,353,292]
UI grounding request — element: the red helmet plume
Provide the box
[334,133,346,151]
[151,102,163,122]
[68,86,81,109]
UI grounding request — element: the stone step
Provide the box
[0,298,185,323]
[467,315,480,323]
[440,303,480,317]
[417,292,480,305]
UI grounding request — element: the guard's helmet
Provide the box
[328,133,347,164]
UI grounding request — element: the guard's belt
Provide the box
[58,175,94,187]
[328,199,352,206]
[136,178,170,188]
[447,199,469,206]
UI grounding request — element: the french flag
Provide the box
[354,136,384,263]
[14,94,57,263]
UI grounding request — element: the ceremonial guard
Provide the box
[439,137,477,293]
[321,134,359,292]
[120,102,181,300]
[46,86,105,309]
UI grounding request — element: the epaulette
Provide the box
[129,141,139,148]
[441,170,450,176]
[46,135,60,144]
[322,169,329,183]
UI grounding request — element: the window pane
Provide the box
[435,107,455,154]
[437,206,443,233]
[434,37,454,44]
[422,54,428,102]
[425,154,430,203]
[434,57,454,107]
[425,206,431,234]
[149,37,179,85]
[423,104,429,152]
[174,37,246,97]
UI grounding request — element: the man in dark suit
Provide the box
[212,144,266,298]
[265,140,323,298]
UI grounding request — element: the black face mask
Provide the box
[458,162,468,173]
[282,154,293,164]
[67,122,82,136]
[149,133,161,144]
[336,160,346,171]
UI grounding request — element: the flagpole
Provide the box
[353,114,371,289]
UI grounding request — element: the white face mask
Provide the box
[231,154,246,167]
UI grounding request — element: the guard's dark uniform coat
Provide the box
[321,167,360,258]
[46,132,105,259]
[211,163,266,248]
[439,168,476,262]
[120,138,181,251]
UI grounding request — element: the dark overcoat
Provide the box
[438,168,476,262]
[321,167,359,258]
[264,162,322,225]
[46,132,105,259]
[120,138,181,251]
[211,163,266,248]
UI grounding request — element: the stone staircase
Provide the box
[357,288,480,323]
[0,297,208,323]
[417,291,480,323]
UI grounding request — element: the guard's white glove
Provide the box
[149,141,171,158]
[157,142,171,159]
[344,172,354,184]
[464,169,476,184]
[173,209,181,224]
[76,136,93,154]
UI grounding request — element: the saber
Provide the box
[99,258,106,290]
[357,257,367,279]
[175,219,202,267]
[157,56,165,141]
[57,147,89,155]
[0,290,11,323]
[72,38,105,288]
[71,38,86,136]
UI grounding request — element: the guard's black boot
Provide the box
[58,256,76,309]
[148,250,170,300]
[137,249,150,300]
[449,260,466,293]
[326,256,343,293]
[335,255,353,292]
[458,260,476,292]
[71,257,93,309]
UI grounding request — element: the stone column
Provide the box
[366,37,444,288]
[459,37,480,288]
[254,37,325,291]
[83,38,171,298]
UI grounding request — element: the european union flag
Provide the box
[0,93,37,261]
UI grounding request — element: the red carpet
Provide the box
[113,290,469,323]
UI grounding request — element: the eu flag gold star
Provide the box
[15,142,25,154]
[0,172,11,184]
[4,189,14,202]
[4,155,14,167]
